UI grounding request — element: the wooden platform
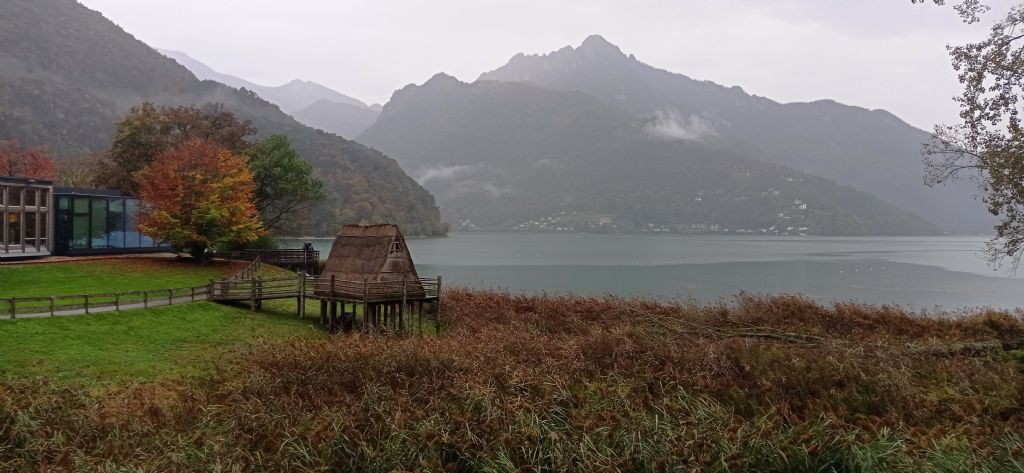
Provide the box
[208,272,442,334]
[309,275,441,333]
[226,249,320,274]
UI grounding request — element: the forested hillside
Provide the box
[0,0,445,236]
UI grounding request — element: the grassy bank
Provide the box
[0,258,244,298]
[0,302,320,384]
[2,289,1023,470]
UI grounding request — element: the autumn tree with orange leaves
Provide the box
[0,141,57,180]
[136,138,263,261]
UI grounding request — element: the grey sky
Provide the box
[79,0,1011,130]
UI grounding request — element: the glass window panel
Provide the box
[125,199,141,248]
[109,199,125,248]
[25,189,36,207]
[25,212,37,248]
[0,186,5,206]
[91,198,108,249]
[73,197,89,214]
[39,189,48,209]
[58,196,69,210]
[8,212,21,246]
[9,188,21,207]
[140,232,155,248]
[39,212,48,249]
[73,215,89,249]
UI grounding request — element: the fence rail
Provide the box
[226,249,319,274]
[311,277,440,302]
[2,285,209,319]
[224,256,261,280]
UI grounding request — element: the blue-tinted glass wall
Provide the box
[53,189,170,256]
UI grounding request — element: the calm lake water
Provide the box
[283,233,1024,310]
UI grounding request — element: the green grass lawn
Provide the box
[0,258,242,298]
[0,301,321,384]
[0,258,322,385]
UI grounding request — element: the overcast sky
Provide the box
[78,0,1011,130]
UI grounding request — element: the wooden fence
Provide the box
[209,274,310,311]
[311,277,441,303]
[226,249,319,274]
[2,285,210,319]
[1,257,259,320]
[225,256,261,280]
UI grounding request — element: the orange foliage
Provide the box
[136,138,263,255]
[0,140,57,180]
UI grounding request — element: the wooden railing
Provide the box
[311,276,441,303]
[209,274,310,310]
[2,285,210,319]
[225,255,261,280]
[226,249,319,274]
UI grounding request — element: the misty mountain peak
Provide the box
[424,72,464,87]
[577,34,623,57]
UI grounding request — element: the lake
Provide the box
[282,233,1024,310]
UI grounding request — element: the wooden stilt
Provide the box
[329,302,338,331]
[417,300,423,335]
[400,277,407,334]
[320,300,327,326]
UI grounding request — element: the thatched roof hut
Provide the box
[317,224,423,299]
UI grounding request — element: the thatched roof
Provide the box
[320,224,421,285]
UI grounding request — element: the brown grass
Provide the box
[2,289,1023,471]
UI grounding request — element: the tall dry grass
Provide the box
[2,289,1023,471]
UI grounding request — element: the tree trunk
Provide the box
[191,244,210,264]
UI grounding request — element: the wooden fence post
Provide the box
[168,288,174,306]
[50,296,55,317]
[435,276,443,334]
[143,291,149,308]
[250,277,257,311]
[298,271,306,318]
[208,279,215,301]
[84,294,90,314]
[191,286,196,302]
[9,298,15,319]
[115,293,121,311]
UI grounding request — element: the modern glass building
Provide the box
[0,176,54,258]
[53,188,171,256]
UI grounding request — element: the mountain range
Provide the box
[0,0,444,236]
[0,2,992,237]
[475,35,991,234]
[159,49,381,138]
[359,73,940,236]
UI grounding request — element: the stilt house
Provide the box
[316,224,425,300]
[312,224,440,333]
